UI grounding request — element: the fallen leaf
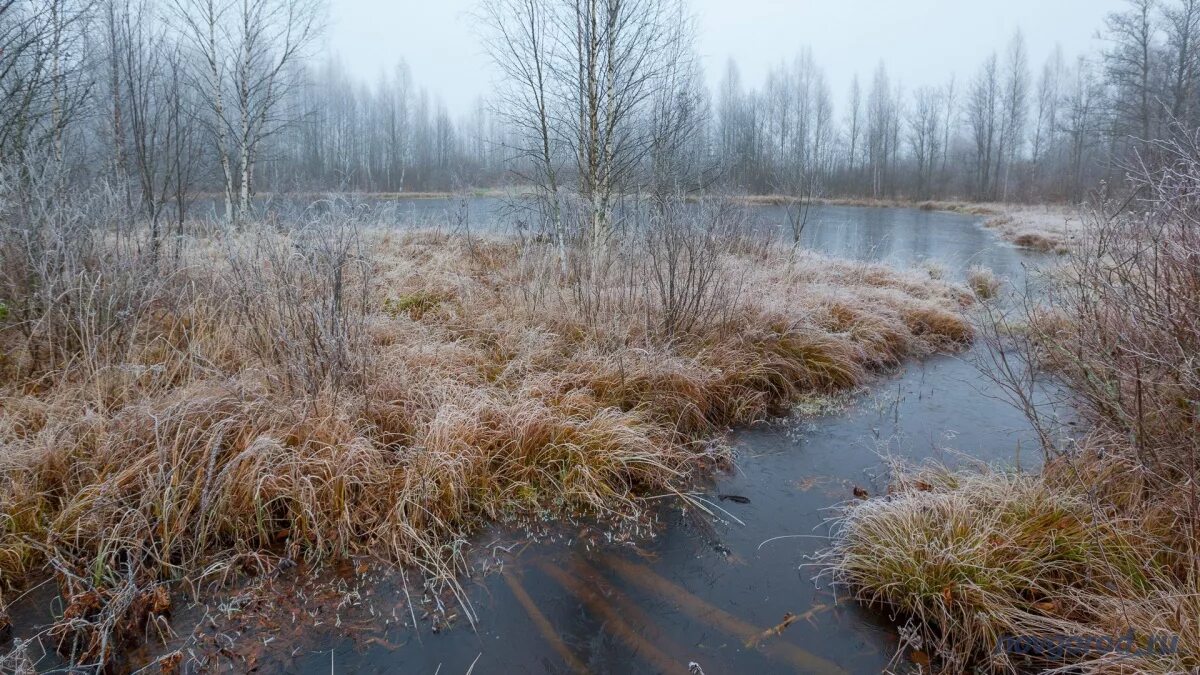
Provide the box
[149,586,171,615]
[159,651,184,675]
[793,476,821,491]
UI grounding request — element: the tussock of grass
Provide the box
[821,461,1198,673]
[966,265,1001,299]
[981,205,1079,253]
[1010,230,1063,252]
[0,221,971,667]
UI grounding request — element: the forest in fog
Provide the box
[1,0,1199,215]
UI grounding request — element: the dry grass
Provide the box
[981,204,1081,253]
[966,265,1001,300]
[0,193,974,667]
[820,130,1200,673]
[821,461,1198,674]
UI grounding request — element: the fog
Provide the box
[327,0,1125,113]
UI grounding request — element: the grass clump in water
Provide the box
[821,463,1196,673]
[966,265,1001,299]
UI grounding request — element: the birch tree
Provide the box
[1103,0,1161,144]
[908,86,941,200]
[170,0,322,223]
[556,0,692,248]
[968,53,1000,199]
[480,0,568,269]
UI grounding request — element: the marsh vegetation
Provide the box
[2,0,1200,671]
[0,177,979,669]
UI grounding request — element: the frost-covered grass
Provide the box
[820,462,1199,674]
[981,204,1081,253]
[966,265,1001,299]
[0,204,973,667]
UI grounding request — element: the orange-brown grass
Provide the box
[966,265,1001,299]
[821,458,1199,674]
[0,225,972,667]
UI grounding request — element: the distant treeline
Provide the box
[1,0,1196,215]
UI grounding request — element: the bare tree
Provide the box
[1061,56,1102,199]
[845,74,862,178]
[104,0,199,258]
[716,58,754,189]
[1162,0,1200,125]
[1030,47,1063,197]
[646,8,706,207]
[967,52,1000,199]
[908,86,942,200]
[937,74,956,193]
[0,0,90,168]
[999,31,1029,201]
[866,63,898,198]
[1104,0,1161,145]
[481,0,694,252]
[169,0,323,223]
[554,0,693,248]
[480,0,568,271]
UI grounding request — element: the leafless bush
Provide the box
[546,196,763,341]
[640,198,757,339]
[222,205,372,397]
[1039,129,1200,477]
[0,162,170,384]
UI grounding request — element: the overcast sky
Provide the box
[325,0,1125,115]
